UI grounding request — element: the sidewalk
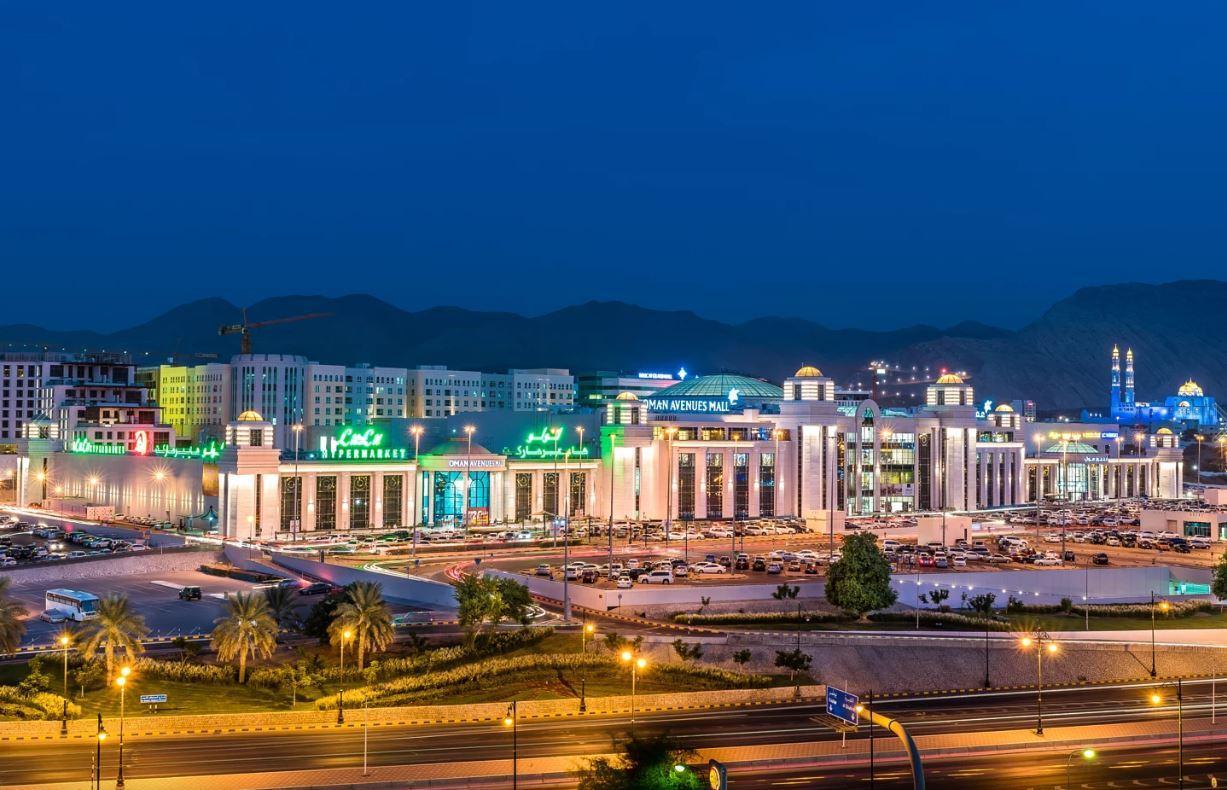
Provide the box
[14,709,1227,789]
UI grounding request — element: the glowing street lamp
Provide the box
[115,666,132,789]
[1066,748,1096,789]
[58,633,72,736]
[94,714,107,790]
[1149,681,1184,788]
[1150,593,1170,677]
[338,629,353,724]
[503,700,518,789]
[1020,632,1057,735]
[620,650,648,734]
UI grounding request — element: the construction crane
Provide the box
[218,308,332,354]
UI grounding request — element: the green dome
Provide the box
[1043,440,1099,454]
[652,374,783,400]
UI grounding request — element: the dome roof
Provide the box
[935,373,964,385]
[1156,427,1173,435]
[793,365,823,378]
[994,403,1015,413]
[614,391,639,401]
[1044,440,1099,454]
[652,374,783,400]
[426,436,496,456]
[1177,379,1204,397]
[236,410,264,422]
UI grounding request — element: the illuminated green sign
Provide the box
[317,426,407,461]
[154,442,222,461]
[69,438,127,456]
[505,427,590,461]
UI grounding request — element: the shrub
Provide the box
[0,686,81,720]
[672,611,853,626]
[133,657,237,684]
[868,611,1012,631]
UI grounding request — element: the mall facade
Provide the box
[11,366,1187,542]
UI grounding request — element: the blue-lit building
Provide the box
[1106,345,1218,428]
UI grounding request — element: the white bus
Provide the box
[44,589,101,622]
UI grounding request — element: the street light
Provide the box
[338,628,353,724]
[59,633,71,736]
[291,423,303,540]
[463,425,476,534]
[581,622,595,653]
[620,650,647,734]
[94,714,107,790]
[1149,680,1184,788]
[115,666,131,789]
[1150,593,1170,677]
[1065,748,1096,790]
[1019,632,1057,734]
[503,700,518,789]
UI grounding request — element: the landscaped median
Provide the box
[0,684,825,742]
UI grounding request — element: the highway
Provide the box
[3,680,1224,787]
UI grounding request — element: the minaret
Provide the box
[1110,345,1121,413]
[1124,347,1135,406]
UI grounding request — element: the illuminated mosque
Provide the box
[1108,345,1219,428]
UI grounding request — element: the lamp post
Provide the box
[1019,631,1056,735]
[1150,593,1170,677]
[59,633,71,736]
[773,429,781,519]
[292,423,303,541]
[463,425,476,534]
[1149,681,1184,788]
[410,424,424,543]
[576,426,586,545]
[503,700,518,789]
[1195,434,1205,488]
[607,432,618,574]
[620,650,647,735]
[94,713,107,790]
[1065,748,1096,790]
[338,628,352,724]
[115,666,131,789]
[666,427,680,562]
[581,621,595,653]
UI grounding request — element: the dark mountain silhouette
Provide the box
[3,280,1223,410]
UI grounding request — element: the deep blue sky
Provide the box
[4,3,1227,331]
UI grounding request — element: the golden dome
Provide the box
[994,403,1015,413]
[794,365,823,378]
[236,410,264,422]
[1177,379,1203,397]
[614,391,639,401]
[935,373,964,385]
[1156,427,1173,435]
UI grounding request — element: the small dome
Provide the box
[794,365,823,378]
[935,373,964,385]
[1177,379,1204,397]
[236,410,264,422]
[994,403,1015,413]
[614,391,639,401]
[1156,427,1173,435]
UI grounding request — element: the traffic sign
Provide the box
[140,694,168,704]
[826,686,859,726]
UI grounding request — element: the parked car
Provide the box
[691,562,726,574]
[534,564,553,577]
[616,575,633,589]
[639,569,674,585]
[178,586,202,601]
[765,562,783,575]
[298,582,333,596]
[1092,553,1110,566]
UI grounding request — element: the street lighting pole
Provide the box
[563,446,572,623]
[338,629,352,724]
[411,424,423,543]
[1020,632,1055,735]
[59,634,71,736]
[464,425,476,535]
[94,714,106,790]
[608,433,617,574]
[1065,748,1096,790]
[620,650,646,735]
[115,666,130,789]
[503,700,518,789]
[292,424,302,541]
[1151,594,1170,677]
[1150,681,1184,789]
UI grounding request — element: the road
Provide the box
[3,681,1225,787]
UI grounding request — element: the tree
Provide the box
[671,639,703,662]
[603,632,643,654]
[211,592,278,683]
[327,581,394,671]
[263,585,302,632]
[578,731,701,790]
[1212,552,1227,602]
[698,596,711,614]
[771,584,799,600]
[774,648,812,686]
[81,594,148,682]
[71,660,106,698]
[732,649,752,667]
[0,577,27,654]
[455,574,533,642]
[403,631,429,654]
[964,592,997,616]
[922,588,950,611]
[825,533,897,618]
[171,635,203,661]
[303,585,351,641]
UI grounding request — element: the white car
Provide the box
[1034,554,1063,566]
[616,575,633,589]
[673,564,689,577]
[1105,537,1122,547]
[705,527,733,538]
[691,561,727,574]
[952,556,967,567]
[639,570,674,584]
[794,549,819,560]
[1043,534,1061,544]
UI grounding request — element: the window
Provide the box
[515,473,533,521]
[759,453,775,517]
[383,475,403,528]
[543,472,560,518]
[569,472,586,517]
[678,453,695,519]
[733,453,749,519]
[316,476,337,531]
[706,452,724,519]
[280,477,302,531]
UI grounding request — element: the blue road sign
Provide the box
[140,694,168,704]
[826,686,859,726]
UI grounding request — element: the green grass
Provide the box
[711,608,1227,633]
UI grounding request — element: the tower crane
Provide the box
[218,308,332,354]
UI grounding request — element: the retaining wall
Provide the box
[265,552,458,610]
[2,547,220,587]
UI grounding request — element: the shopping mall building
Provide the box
[10,366,1187,542]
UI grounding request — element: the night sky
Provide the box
[5,3,1226,331]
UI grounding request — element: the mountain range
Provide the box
[3,280,1225,411]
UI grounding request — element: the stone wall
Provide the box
[3,547,220,587]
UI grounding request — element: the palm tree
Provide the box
[328,581,393,671]
[81,594,148,682]
[263,586,301,632]
[211,592,278,683]
[0,577,28,654]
